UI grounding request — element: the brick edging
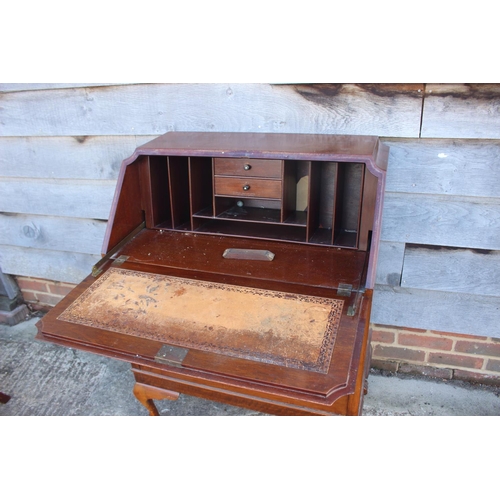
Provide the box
[15,276,76,311]
[370,324,500,386]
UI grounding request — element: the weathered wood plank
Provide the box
[380,193,500,250]
[421,84,500,139]
[0,83,424,138]
[0,245,99,283]
[0,83,137,92]
[5,136,499,200]
[0,178,116,219]
[372,286,500,338]
[384,139,500,198]
[375,241,406,286]
[401,245,500,297]
[0,135,152,180]
[0,214,106,254]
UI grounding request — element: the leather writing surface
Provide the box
[58,268,344,373]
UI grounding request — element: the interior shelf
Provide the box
[283,211,307,227]
[215,205,282,224]
[141,155,370,250]
[194,219,307,243]
[194,205,307,226]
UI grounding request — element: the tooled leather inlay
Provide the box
[58,268,344,373]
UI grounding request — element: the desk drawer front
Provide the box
[215,177,282,198]
[214,158,282,178]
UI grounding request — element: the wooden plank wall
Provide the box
[1,83,499,337]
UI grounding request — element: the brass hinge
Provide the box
[112,255,129,267]
[92,221,145,277]
[337,283,353,297]
[347,287,366,317]
[155,344,189,367]
[337,283,366,316]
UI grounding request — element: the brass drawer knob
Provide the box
[244,163,252,171]
[243,184,250,191]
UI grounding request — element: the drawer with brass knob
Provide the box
[214,158,282,178]
[214,176,282,198]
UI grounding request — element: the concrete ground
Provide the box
[1,315,499,416]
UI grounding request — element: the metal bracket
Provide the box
[337,283,353,297]
[92,221,145,277]
[347,287,366,317]
[222,248,275,261]
[155,345,189,367]
[112,255,129,267]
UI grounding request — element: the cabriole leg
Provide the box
[133,382,179,416]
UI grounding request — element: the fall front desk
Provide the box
[36,132,388,416]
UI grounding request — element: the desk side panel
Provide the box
[102,155,146,254]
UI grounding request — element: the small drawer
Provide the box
[214,158,282,178]
[215,177,282,199]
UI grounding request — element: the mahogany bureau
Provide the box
[36,132,388,416]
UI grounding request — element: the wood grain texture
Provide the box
[0,213,106,254]
[117,228,368,292]
[1,83,498,340]
[374,241,406,286]
[0,83,136,92]
[421,84,500,139]
[401,245,500,297]
[102,156,146,252]
[372,285,500,338]
[384,138,500,198]
[0,245,99,283]
[0,178,115,219]
[0,136,149,179]
[0,83,424,137]
[380,193,500,250]
[214,177,281,198]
